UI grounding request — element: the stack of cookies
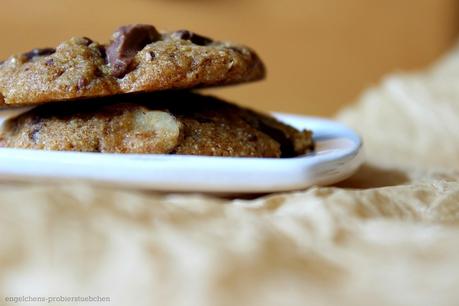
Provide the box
[0,24,313,158]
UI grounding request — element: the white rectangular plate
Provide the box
[0,114,363,193]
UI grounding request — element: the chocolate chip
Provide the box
[82,37,94,46]
[171,30,213,46]
[145,51,155,61]
[258,122,296,158]
[55,69,65,77]
[97,45,107,64]
[23,48,56,61]
[94,67,103,77]
[107,24,161,78]
[77,78,88,90]
[248,134,258,142]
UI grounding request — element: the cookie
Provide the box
[0,24,265,107]
[0,92,313,158]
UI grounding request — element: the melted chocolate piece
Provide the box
[171,30,213,46]
[81,37,94,46]
[23,48,56,61]
[145,51,155,61]
[106,24,161,78]
[97,45,107,64]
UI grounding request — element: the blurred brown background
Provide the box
[1,0,458,116]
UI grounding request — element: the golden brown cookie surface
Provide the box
[0,25,265,107]
[0,92,313,157]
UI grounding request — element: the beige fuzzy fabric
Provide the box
[2,46,459,306]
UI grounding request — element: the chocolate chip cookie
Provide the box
[0,24,265,107]
[0,92,313,157]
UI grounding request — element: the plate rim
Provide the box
[0,114,364,193]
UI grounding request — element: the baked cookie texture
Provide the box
[0,92,313,158]
[0,24,313,158]
[0,25,265,107]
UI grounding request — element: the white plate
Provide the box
[0,114,363,193]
